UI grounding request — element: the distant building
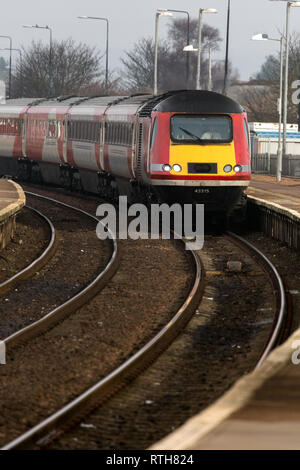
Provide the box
[250,122,300,177]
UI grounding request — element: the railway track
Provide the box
[225,231,289,369]
[0,227,290,450]
[0,205,57,296]
[0,191,119,351]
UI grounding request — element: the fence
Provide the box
[250,134,300,177]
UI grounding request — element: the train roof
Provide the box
[152,90,244,114]
[3,91,244,115]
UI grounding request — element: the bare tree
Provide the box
[229,82,278,122]
[249,32,300,123]
[12,39,103,98]
[120,18,238,93]
[0,57,8,84]
[120,37,170,92]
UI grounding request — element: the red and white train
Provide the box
[0,90,251,217]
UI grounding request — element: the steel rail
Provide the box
[225,231,287,369]
[0,205,57,296]
[1,240,204,450]
[3,191,120,351]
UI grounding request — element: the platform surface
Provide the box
[152,174,300,450]
[152,328,300,450]
[247,174,300,214]
[0,179,25,223]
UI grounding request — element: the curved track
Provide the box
[225,231,288,369]
[2,191,120,351]
[0,225,290,450]
[1,238,204,450]
[0,205,57,296]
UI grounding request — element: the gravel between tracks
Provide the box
[0,195,112,339]
[0,207,50,284]
[46,235,276,450]
[0,231,194,446]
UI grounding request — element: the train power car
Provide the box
[0,90,251,219]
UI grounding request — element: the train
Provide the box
[0,90,251,219]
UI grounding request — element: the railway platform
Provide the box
[247,174,300,214]
[0,179,25,250]
[151,174,300,450]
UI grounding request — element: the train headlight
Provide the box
[234,165,242,173]
[162,164,172,172]
[173,164,182,173]
[223,164,232,173]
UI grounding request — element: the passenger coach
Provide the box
[0,90,251,218]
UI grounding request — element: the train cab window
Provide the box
[170,115,233,144]
[150,118,158,150]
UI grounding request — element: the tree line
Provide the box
[0,18,238,99]
[232,33,300,123]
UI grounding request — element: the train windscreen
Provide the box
[170,115,233,144]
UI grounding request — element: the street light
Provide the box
[78,16,109,95]
[0,36,12,98]
[196,8,217,90]
[269,1,300,159]
[183,45,214,91]
[252,33,284,182]
[154,10,173,95]
[223,0,231,95]
[23,24,53,95]
[160,9,190,84]
[208,47,212,91]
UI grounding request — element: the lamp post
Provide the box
[0,36,12,98]
[154,10,173,95]
[252,33,284,182]
[78,16,109,95]
[196,8,217,90]
[270,1,300,159]
[223,0,231,95]
[23,24,53,95]
[183,45,215,91]
[208,47,212,91]
[0,48,22,97]
[160,9,190,84]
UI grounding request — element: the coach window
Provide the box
[150,118,158,150]
[57,121,62,139]
[0,119,6,134]
[85,122,90,141]
[48,120,57,139]
[15,119,21,136]
[119,123,122,144]
[78,121,82,140]
[7,119,12,135]
[95,122,100,142]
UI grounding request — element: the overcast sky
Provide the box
[1,0,299,81]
